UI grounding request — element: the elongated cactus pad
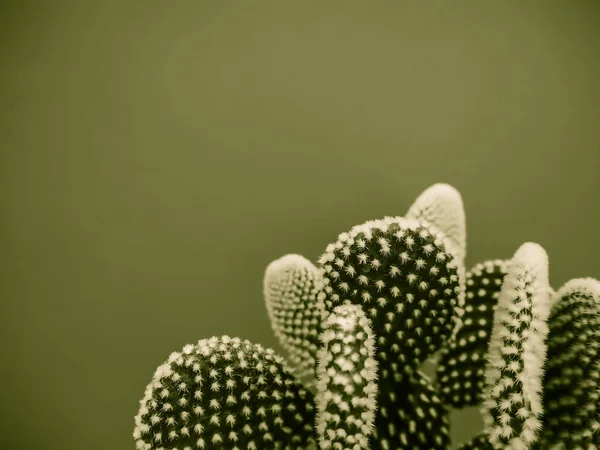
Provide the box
[318,216,464,370]
[437,260,509,408]
[133,336,316,450]
[316,304,378,450]
[480,243,551,450]
[535,277,600,449]
[264,254,325,383]
[406,183,467,263]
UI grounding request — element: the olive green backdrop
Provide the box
[1,1,599,449]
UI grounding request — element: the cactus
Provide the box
[405,183,468,365]
[317,215,462,448]
[478,243,551,449]
[133,183,600,450]
[457,257,600,450]
[318,216,463,367]
[534,277,600,448]
[437,260,509,408]
[405,183,467,264]
[264,254,325,387]
[316,304,378,449]
[133,337,316,450]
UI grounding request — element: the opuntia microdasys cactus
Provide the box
[457,261,600,450]
[474,243,552,450]
[134,183,600,450]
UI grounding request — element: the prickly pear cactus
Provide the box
[133,337,316,450]
[133,182,600,450]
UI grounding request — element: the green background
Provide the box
[2,1,599,449]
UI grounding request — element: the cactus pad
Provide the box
[406,183,467,263]
[437,260,509,408]
[264,254,325,384]
[318,215,461,449]
[480,243,551,450]
[316,304,378,450]
[535,277,600,448]
[133,336,316,450]
[372,370,451,449]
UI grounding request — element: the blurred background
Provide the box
[1,1,599,449]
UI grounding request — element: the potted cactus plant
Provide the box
[133,184,600,449]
